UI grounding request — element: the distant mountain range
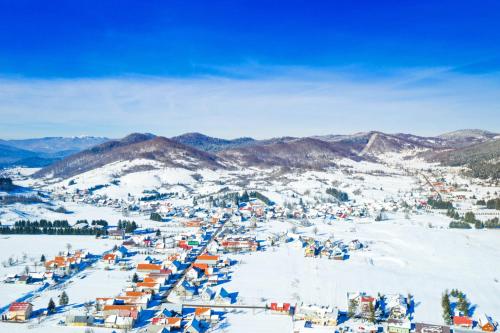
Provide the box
[0,136,110,168]
[1,129,498,180]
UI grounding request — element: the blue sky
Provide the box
[0,0,499,138]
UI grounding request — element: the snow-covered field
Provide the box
[226,215,500,325]
[0,235,120,306]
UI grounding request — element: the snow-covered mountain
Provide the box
[34,133,226,179]
[218,137,366,168]
[438,129,499,147]
[25,129,500,181]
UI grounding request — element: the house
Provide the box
[185,318,204,333]
[6,302,33,321]
[454,316,474,328]
[102,304,140,319]
[304,244,317,257]
[17,275,30,284]
[331,250,346,260]
[196,255,219,266]
[220,237,258,252]
[136,281,160,292]
[185,266,204,281]
[104,314,135,329]
[201,288,216,301]
[386,294,408,319]
[137,263,163,274]
[108,229,126,240]
[478,314,497,332]
[194,307,212,321]
[387,320,411,333]
[102,253,118,265]
[215,288,233,304]
[349,239,363,250]
[269,302,294,315]
[347,293,377,319]
[176,281,197,298]
[66,314,94,326]
[294,304,338,326]
[151,316,182,329]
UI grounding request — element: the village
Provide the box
[0,155,499,333]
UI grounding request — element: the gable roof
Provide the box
[9,302,32,311]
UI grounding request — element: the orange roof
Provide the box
[103,304,138,311]
[137,263,162,271]
[195,307,211,315]
[197,255,219,261]
[96,297,113,302]
[136,282,158,288]
[125,291,148,297]
[193,263,209,270]
[143,277,160,283]
[103,253,116,260]
[167,317,181,325]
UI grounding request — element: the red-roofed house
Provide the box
[6,302,32,321]
[102,253,118,264]
[454,316,473,328]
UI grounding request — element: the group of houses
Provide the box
[302,237,365,261]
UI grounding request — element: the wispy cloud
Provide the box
[0,67,499,139]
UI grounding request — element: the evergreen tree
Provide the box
[47,298,56,314]
[441,291,452,325]
[132,273,139,283]
[59,291,69,306]
[240,191,250,203]
[150,213,162,222]
[464,212,476,223]
[40,254,46,262]
[457,294,469,315]
[369,302,376,323]
[348,299,357,318]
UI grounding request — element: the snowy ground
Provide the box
[1,156,499,332]
[226,214,500,326]
[0,235,120,307]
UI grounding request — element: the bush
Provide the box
[449,221,472,229]
[326,188,349,202]
[150,212,162,222]
[427,197,454,210]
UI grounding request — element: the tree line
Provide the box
[447,210,499,229]
[476,198,500,210]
